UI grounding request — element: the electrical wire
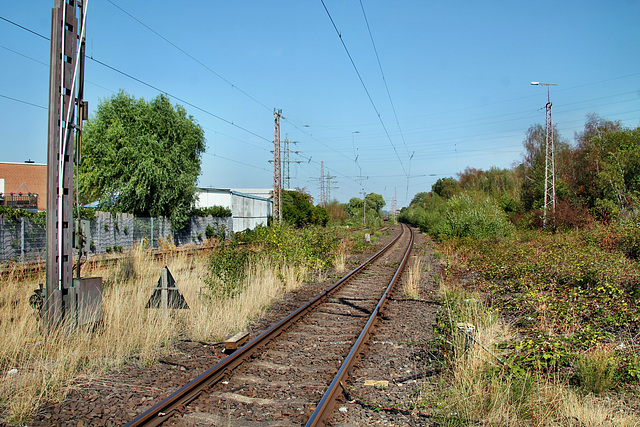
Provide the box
[359,0,410,158]
[0,93,46,109]
[106,0,272,113]
[320,0,407,176]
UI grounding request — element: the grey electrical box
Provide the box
[70,277,102,326]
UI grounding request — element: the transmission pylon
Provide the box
[531,82,557,228]
[391,187,398,222]
[319,161,325,207]
[325,173,337,202]
[273,109,283,221]
[282,135,301,190]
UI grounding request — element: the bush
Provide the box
[205,223,226,241]
[401,193,514,240]
[206,240,250,298]
[192,205,232,218]
[443,194,514,239]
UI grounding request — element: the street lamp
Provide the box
[531,81,558,229]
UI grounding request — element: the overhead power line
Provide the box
[359,0,410,158]
[0,14,271,144]
[0,16,48,40]
[319,0,407,176]
[87,56,271,143]
[106,0,272,112]
[0,93,47,110]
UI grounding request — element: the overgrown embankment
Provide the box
[416,215,640,424]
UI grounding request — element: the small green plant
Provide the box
[206,240,250,298]
[205,223,226,241]
[192,205,232,218]
[575,347,618,394]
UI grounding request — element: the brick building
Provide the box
[0,161,47,211]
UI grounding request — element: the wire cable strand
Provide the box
[320,0,407,176]
[106,0,272,113]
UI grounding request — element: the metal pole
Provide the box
[273,110,283,222]
[531,82,557,229]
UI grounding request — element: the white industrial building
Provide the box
[195,188,272,232]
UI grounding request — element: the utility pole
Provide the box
[273,109,283,222]
[325,173,337,203]
[391,187,397,222]
[531,82,558,228]
[44,0,100,330]
[282,135,301,190]
[319,161,325,207]
[45,0,80,328]
[361,191,367,226]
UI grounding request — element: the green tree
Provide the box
[409,192,430,208]
[365,193,385,214]
[570,114,624,207]
[282,189,328,227]
[79,91,205,229]
[432,177,460,199]
[345,197,364,218]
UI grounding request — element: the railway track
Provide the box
[126,224,414,426]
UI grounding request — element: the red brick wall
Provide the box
[0,162,47,210]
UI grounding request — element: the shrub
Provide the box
[443,194,514,239]
[192,205,232,218]
[205,223,226,241]
[206,240,250,298]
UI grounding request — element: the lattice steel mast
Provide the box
[273,109,283,221]
[532,81,558,228]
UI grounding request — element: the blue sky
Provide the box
[1,1,639,207]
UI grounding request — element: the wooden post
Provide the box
[161,267,169,318]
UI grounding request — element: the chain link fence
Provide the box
[0,213,231,264]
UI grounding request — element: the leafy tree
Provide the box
[409,192,430,208]
[593,127,640,211]
[570,114,624,207]
[345,197,364,218]
[432,177,460,199]
[365,193,385,214]
[79,91,205,229]
[282,189,328,227]
[324,200,348,224]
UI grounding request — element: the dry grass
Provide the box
[0,245,311,424]
[428,273,640,426]
[402,256,423,299]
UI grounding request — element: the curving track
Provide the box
[126,224,414,426]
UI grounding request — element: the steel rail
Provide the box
[125,226,406,427]
[306,224,414,426]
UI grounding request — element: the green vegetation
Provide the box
[205,222,366,298]
[282,189,329,227]
[192,205,232,218]
[79,91,206,229]
[404,115,640,424]
[0,206,45,220]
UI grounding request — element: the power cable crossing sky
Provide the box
[1,1,639,206]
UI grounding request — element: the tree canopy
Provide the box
[79,91,205,229]
[282,189,329,227]
[401,113,640,231]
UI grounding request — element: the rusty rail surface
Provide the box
[307,224,414,426]
[125,225,409,427]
